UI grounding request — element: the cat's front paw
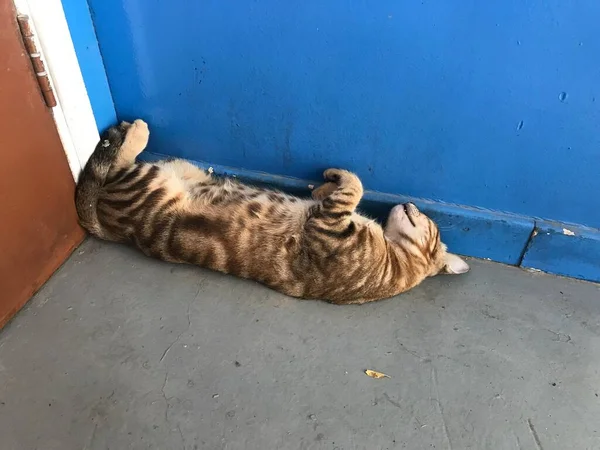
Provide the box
[323,168,349,184]
[311,181,338,200]
[127,119,149,139]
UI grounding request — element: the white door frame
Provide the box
[12,0,101,180]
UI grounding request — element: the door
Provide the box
[0,0,85,328]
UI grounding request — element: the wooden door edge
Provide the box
[0,229,86,330]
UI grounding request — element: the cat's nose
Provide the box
[404,202,420,216]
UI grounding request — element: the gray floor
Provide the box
[1,240,599,450]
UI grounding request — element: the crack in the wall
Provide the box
[517,223,538,267]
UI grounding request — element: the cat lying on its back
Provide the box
[75,120,468,304]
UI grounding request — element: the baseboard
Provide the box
[139,152,600,283]
[521,221,600,283]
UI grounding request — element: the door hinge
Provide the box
[16,14,57,108]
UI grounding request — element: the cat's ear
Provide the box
[442,253,469,275]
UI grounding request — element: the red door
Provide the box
[0,0,85,328]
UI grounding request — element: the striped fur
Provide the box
[75,120,469,304]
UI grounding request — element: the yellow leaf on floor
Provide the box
[365,369,390,379]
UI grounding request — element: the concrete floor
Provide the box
[1,239,599,450]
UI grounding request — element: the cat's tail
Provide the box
[75,124,127,237]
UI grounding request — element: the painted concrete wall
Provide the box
[60,0,115,132]
[85,1,600,230]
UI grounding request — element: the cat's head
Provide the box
[384,203,469,276]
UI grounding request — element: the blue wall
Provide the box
[86,0,600,229]
[61,0,115,132]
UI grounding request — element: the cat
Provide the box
[75,119,468,304]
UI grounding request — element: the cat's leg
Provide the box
[321,168,363,211]
[112,119,149,170]
[308,169,364,231]
[311,181,337,201]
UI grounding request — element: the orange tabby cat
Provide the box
[75,119,468,304]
